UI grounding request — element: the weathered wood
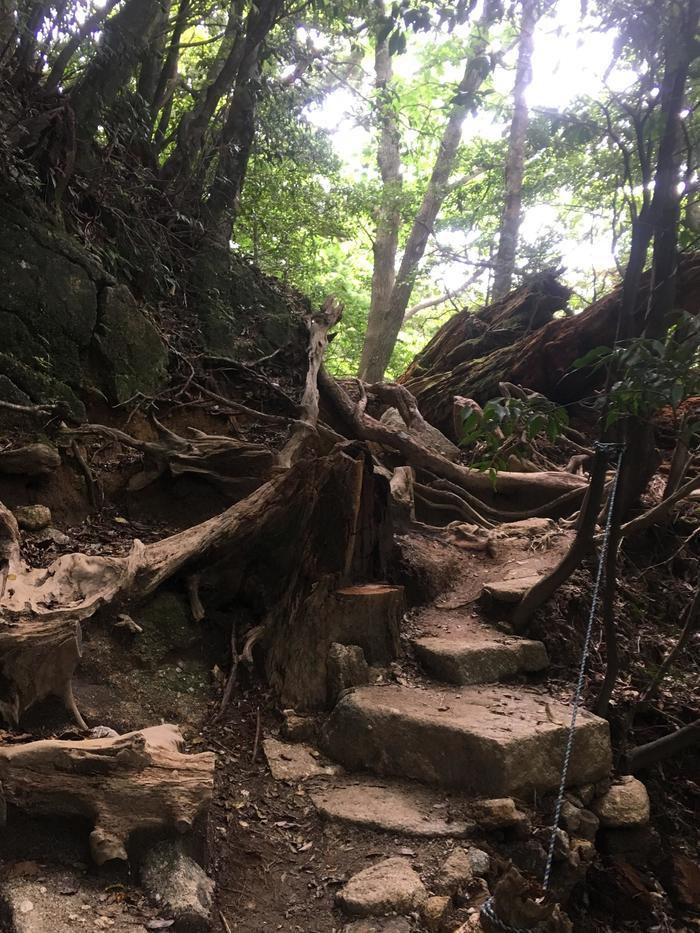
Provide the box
[400,252,700,434]
[0,724,215,864]
[0,443,61,476]
[64,417,273,495]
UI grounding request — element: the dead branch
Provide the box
[277,296,343,468]
[619,472,700,539]
[319,367,588,513]
[626,720,700,772]
[64,415,273,494]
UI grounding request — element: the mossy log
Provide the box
[0,724,215,864]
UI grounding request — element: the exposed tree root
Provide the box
[0,443,61,476]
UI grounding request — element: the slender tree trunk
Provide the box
[69,0,164,145]
[137,0,172,111]
[162,0,249,186]
[151,0,191,148]
[362,3,402,379]
[204,0,283,236]
[0,0,16,55]
[44,0,120,92]
[491,0,536,300]
[359,0,499,381]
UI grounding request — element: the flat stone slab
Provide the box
[413,634,548,685]
[321,685,611,798]
[263,737,341,781]
[481,575,542,604]
[311,778,473,837]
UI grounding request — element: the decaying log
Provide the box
[400,252,700,434]
[64,416,273,495]
[0,443,61,476]
[0,724,215,864]
[319,367,588,514]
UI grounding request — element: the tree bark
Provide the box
[360,3,403,379]
[43,0,120,92]
[0,0,15,53]
[69,0,164,146]
[358,0,499,381]
[491,0,536,300]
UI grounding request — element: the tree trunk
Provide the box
[69,0,164,146]
[204,0,283,235]
[0,0,16,55]
[358,0,499,381]
[151,0,191,147]
[399,252,700,435]
[358,4,402,380]
[43,0,121,93]
[491,0,536,300]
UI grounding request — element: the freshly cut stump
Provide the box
[322,684,611,797]
[0,724,215,864]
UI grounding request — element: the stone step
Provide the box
[413,634,548,685]
[481,575,541,605]
[321,684,611,799]
[311,777,473,837]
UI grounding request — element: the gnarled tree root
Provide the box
[0,724,215,864]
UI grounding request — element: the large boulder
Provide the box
[593,776,650,828]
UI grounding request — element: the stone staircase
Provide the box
[317,519,613,805]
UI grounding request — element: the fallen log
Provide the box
[0,448,391,723]
[400,251,700,434]
[0,724,215,864]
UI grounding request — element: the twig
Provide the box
[252,708,261,763]
[215,627,239,720]
[219,910,234,933]
[71,439,102,510]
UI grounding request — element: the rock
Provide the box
[481,575,542,605]
[29,525,71,546]
[435,848,473,895]
[262,737,340,781]
[328,643,370,701]
[280,709,318,743]
[576,809,600,841]
[469,798,521,830]
[593,777,650,828]
[559,800,582,835]
[570,837,596,864]
[577,784,595,806]
[336,858,428,917]
[140,841,213,933]
[93,284,168,404]
[422,895,452,931]
[311,778,472,837]
[343,921,411,933]
[12,505,51,531]
[380,407,460,461]
[321,684,611,797]
[413,634,548,686]
[466,848,491,878]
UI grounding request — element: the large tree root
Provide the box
[64,416,274,495]
[0,724,215,864]
[0,443,61,476]
[319,367,588,514]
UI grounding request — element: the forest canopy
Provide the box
[0,0,698,380]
